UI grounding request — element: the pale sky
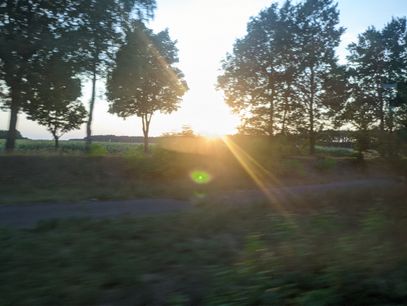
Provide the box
[1,0,407,139]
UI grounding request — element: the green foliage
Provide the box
[0,0,81,150]
[71,0,156,145]
[218,1,300,136]
[218,0,345,156]
[0,0,156,151]
[24,54,87,146]
[76,0,156,77]
[343,17,407,157]
[106,21,187,152]
[0,130,24,139]
[162,125,196,137]
[87,144,108,157]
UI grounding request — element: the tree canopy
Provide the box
[0,0,80,151]
[72,0,156,149]
[217,0,345,154]
[0,0,156,152]
[107,22,188,152]
[25,54,87,149]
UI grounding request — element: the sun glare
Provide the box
[200,131,224,140]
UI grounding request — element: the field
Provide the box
[1,187,406,305]
[0,139,144,155]
[0,138,406,305]
[0,139,356,156]
[0,138,404,205]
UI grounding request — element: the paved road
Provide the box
[215,177,404,205]
[0,178,403,228]
[0,199,191,228]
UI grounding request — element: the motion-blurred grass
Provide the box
[0,187,406,305]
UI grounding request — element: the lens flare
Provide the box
[220,136,298,217]
[190,170,212,184]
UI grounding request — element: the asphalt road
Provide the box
[0,178,403,228]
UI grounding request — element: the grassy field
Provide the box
[0,138,406,305]
[0,138,405,204]
[1,187,406,305]
[0,138,357,156]
[0,139,144,155]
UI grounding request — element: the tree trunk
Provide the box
[309,112,315,155]
[269,99,274,138]
[309,67,315,155]
[281,84,291,135]
[377,82,387,156]
[86,64,97,150]
[142,114,152,154]
[5,92,19,153]
[54,136,59,150]
[143,133,149,154]
[378,83,385,132]
[268,74,275,138]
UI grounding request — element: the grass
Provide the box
[0,138,406,304]
[0,138,405,204]
[0,139,144,155]
[0,139,355,156]
[0,187,406,305]
[315,145,356,157]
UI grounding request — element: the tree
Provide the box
[217,1,299,137]
[0,0,79,151]
[292,0,345,154]
[341,87,376,156]
[0,78,9,130]
[25,55,87,149]
[106,22,188,153]
[0,0,155,152]
[217,0,345,155]
[346,18,407,156]
[0,130,23,139]
[30,102,86,149]
[76,0,156,150]
[178,125,195,137]
[162,125,196,137]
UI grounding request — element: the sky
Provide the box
[1,0,407,139]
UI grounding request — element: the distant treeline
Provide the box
[0,130,24,140]
[69,135,160,143]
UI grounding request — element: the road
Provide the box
[0,178,403,228]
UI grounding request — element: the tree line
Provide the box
[1,0,406,156]
[0,0,187,152]
[217,0,407,156]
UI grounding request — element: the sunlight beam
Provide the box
[221,136,299,216]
